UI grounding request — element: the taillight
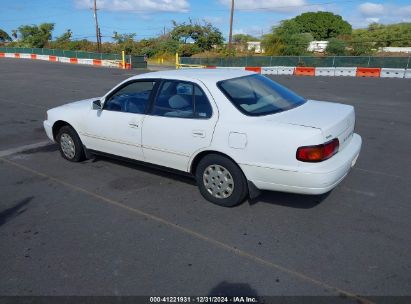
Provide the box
[296,138,339,162]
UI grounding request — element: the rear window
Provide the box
[217,74,306,116]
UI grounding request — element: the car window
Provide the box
[218,74,306,116]
[151,81,212,119]
[104,81,155,114]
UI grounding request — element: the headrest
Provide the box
[169,95,190,109]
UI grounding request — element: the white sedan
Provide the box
[44,69,361,207]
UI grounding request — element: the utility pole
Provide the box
[93,0,101,52]
[99,27,102,46]
[228,0,235,51]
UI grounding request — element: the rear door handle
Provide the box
[192,130,205,138]
[128,123,139,128]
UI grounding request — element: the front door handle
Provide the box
[192,130,205,138]
[128,123,139,128]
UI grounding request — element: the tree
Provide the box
[51,29,73,50]
[170,19,224,53]
[350,41,374,55]
[55,29,72,43]
[262,12,352,55]
[0,29,12,42]
[112,32,137,54]
[281,33,313,55]
[263,20,313,55]
[261,33,284,55]
[12,30,18,40]
[17,23,55,48]
[113,32,136,44]
[274,19,301,40]
[292,12,352,40]
[326,38,347,55]
[178,43,201,57]
[352,22,411,47]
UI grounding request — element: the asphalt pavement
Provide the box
[0,58,410,300]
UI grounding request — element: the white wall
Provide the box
[379,47,411,53]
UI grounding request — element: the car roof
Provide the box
[130,68,255,83]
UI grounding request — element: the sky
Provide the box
[1,0,411,42]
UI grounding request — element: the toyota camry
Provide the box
[43,69,362,207]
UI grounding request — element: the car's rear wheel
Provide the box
[56,126,85,162]
[196,154,248,207]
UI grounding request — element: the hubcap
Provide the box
[60,133,76,159]
[203,165,234,199]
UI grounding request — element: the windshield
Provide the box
[217,74,306,116]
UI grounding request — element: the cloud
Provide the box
[358,2,384,16]
[218,0,310,13]
[365,17,380,23]
[350,2,411,27]
[358,2,411,19]
[74,0,189,13]
[203,16,224,25]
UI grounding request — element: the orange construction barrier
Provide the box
[30,54,37,59]
[294,67,315,76]
[14,53,20,58]
[118,62,132,69]
[93,59,102,66]
[356,67,381,77]
[0,53,5,57]
[245,66,262,73]
[69,58,78,64]
[49,56,57,62]
[206,66,216,69]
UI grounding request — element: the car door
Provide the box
[83,79,157,160]
[142,79,218,171]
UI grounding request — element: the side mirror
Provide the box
[92,99,102,110]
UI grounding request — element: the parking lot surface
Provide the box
[1,58,410,300]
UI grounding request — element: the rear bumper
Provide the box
[43,120,54,142]
[241,133,362,195]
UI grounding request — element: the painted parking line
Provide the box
[353,167,401,179]
[0,156,374,304]
[340,186,376,197]
[0,141,52,158]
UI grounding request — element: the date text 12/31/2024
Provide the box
[149,296,259,303]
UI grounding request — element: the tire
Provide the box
[196,154,248,207]
[56,125,85,162]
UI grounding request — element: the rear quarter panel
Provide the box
[208,117,324,172]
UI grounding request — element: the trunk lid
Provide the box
[272,100,355,151]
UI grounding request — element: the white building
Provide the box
[246,41,264,54]
[378,47,411,53]
[307,41,329,53]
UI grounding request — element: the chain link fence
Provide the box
[0,47,122,60]
[180,56,411,69]
[0,47,147,68]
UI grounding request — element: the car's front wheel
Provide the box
[196,154,248,207]
[56,125,85,162]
